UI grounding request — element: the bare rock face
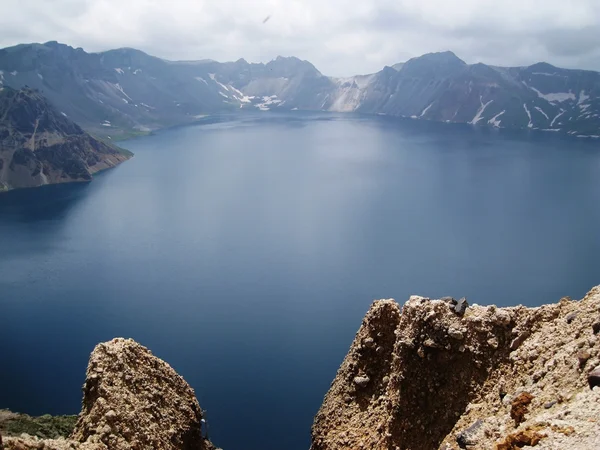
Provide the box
[311,299,402,450]
[3,338,218,450]
[311,287,600,450]
[72,338,214,450]
[0,87,131,192]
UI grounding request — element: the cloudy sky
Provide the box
[1,0,599,76]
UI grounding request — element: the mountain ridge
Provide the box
[1,42,599,139]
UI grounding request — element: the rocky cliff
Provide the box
[1,339,218,450]
[311,287,600,450]
[332,53,600,137]
[0,87,131,192]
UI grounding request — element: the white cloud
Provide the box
[1,0,599,76]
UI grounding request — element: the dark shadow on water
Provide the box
[0,182,92,223]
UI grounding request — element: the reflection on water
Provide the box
[1,112,600,450]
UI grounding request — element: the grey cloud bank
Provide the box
[1,0,599,76]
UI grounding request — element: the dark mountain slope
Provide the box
[322,52,600,136]
[0,86,131,191]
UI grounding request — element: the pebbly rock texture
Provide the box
[311,299,402,450]
[311,287,600,450]
[3,338,218,450]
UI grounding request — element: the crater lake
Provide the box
[1,112,600,450]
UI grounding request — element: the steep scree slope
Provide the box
[0,86,130,191]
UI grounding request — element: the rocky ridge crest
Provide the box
[311,287,600,450]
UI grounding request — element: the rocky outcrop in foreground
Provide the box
[3,288,600,450]
[2,339,218,450]
[311,287,600,450]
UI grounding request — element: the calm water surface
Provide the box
[1,112,600,450]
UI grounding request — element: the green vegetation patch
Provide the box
[109,129,152,142]
[116,146,135,157]
[0,410,78,439]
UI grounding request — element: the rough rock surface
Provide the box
[3,338,218,450]
[0,87,131,191]
[311,287,600,450]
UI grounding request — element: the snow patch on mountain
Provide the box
[114,68,124,74]
[469,96,493,124]
[534,106,549,120]
[207,73,231,92]
[578,90,590,104]
[255,95,281,111]
[195,77,208,85]
[531,72,567,77]
[523,103,533,128]
[229,85,253,103]
[113,83,133,101]
[550,110,565,127]
[420,102,433,118]
[488,111,505,127]
[527,84,576,103]
[228,85,243,97]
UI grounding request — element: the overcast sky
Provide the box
[1,0,599,76]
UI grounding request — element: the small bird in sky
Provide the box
[262,15,271,24]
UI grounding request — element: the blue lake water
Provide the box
[1,112,600,450]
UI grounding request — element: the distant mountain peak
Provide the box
[526,61,559,72]
[275,55,299,61]
[400,50,466,78]
[43,40,60,46]
[101,47,151,57]
[266,56,322,77]
[410,50,466,65]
